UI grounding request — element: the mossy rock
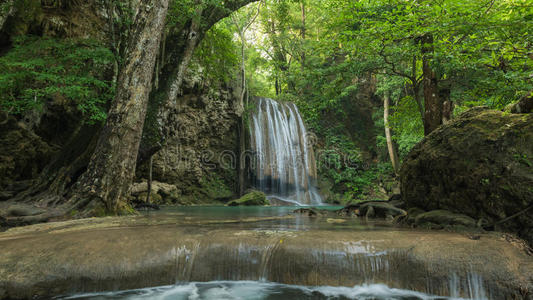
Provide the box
[359,202,407,218]
[401,107,533,246]
[405,207,426,225]
[226,191,268,206]
[415,210,477,229]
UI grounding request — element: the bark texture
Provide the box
[154,0,256,139]
[421,34,442,135]
[69,0,169,214]
[384,94,400,175]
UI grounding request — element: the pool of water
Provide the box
[60,281,464,300]
[151,205,341,218]
[140,205,397,232]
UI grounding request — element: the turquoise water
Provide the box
[141,205,395,231]
[150,205,342,219]
[61,281,460,300]
[56,208,486,300]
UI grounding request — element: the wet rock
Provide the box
[326,218,346,223]
[337,200,407,220]
[358,202,407,219]
[401,107,533,246]
[415,210,477,229]
[404,207,426,225]
[0,216,531,299]
[293,208,318,217]
[227,191,268,206]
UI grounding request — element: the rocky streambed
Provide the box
[0,208,531,300]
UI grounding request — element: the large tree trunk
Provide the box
[440,87,453,124]
[144,0,256,147]
[68,0,169,214]
[384,94,400,175]
[421,34,442,135]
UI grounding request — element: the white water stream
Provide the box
[251,98,322,205]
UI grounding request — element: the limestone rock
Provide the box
[401,107,533,245]
[227,191,268,206]
[130,181,178,196]
[293,208,318,217]
[137,192,163,205]
[141,66,241,204]
[0,117,56,189]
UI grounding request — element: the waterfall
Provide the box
[250,97,322,205]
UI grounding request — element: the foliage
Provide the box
[194,19,240,83]
[0,36,114,122]
[388,96,425,158]
[317,131,392,202]
[224,0,531,202]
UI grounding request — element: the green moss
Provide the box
[226,191,268,206]
[93,205,107,218]
[200,175,234,201]
[117,204,138,216]
[7,0,43,36]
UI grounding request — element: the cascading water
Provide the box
[250,97,322,205]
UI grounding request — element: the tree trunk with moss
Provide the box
[140,0,256,167]
[67,0,169,214]
[421,34,442,135]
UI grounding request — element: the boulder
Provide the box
[401,107,533,245]
[130,181,177,196]
[136,192,163,205]
[404,207,426,225]
[130,180,178,204]
[226,191,268,206]
[293,208,318,217]
[336,201,406,219]
[415,210,477,229]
